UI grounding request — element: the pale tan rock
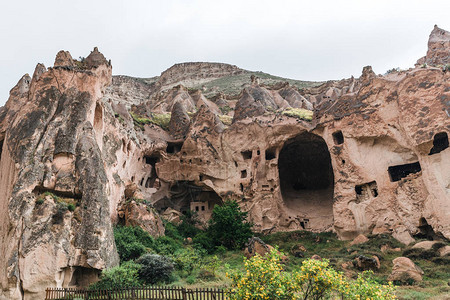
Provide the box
[350,234,369,245]
[438,245,450,257]
[388,257,424,283]
[392,226,415,245]
[412,241,439,250]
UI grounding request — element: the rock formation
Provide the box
[0,26,449,299]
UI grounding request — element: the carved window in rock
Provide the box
[265,148,276,160]
[241,150,252,160]
[429,132,449,155]
[332,130,344,145]
[241,170,247,178]
[355,181,378,203]
[388,162,421,182]
[166,142,183,154]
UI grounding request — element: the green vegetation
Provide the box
[99,201,449,298]
[130,111,171,130]
[208,200,253,250]
[191,72,322,99]
[228,249,396,300]
[36,191,78,212]
[90,261,143,289]
[137,254,175,284]
[218,115,233,126]
[281,107,313,121]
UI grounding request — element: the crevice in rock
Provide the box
[166,141,183,154]
[32,186,82,200]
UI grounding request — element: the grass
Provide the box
[281,107,314,121]
[218,115,233,126]
[191,71,321,99]
[130,112,171,130]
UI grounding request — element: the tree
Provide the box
[208,200,253,250]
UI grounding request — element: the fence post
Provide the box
[182,287,187,300]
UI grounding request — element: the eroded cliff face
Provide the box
[0,26,449,299]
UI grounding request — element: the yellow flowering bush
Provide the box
[292,259,344,299]
[228,251,397,300]
[227,249,296,300]
[341,271,397,300]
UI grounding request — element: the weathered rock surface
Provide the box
[388,257,424,283]
[416,25,450,66]
[0,25,449,299]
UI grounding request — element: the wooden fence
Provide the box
[45,286,228,300]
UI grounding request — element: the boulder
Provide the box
[438,245,450,257]
[122,201,165,237]
[388,257,424,283]
[244,237,288,262]
[392,226,415,245]
[412,241,439,250]
[354,255,380,271]
[291,244,307,258]
[350,234,369,245]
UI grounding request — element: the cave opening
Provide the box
[154,181,222,223]
[332,130,344,145]
[93,103,103,134]
[166,141,183,154]
[388,162,421,182]
[278,132,334,230]
[429,132,449,155]
[67,267,101,288]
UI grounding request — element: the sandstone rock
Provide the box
[122,201,165,237]
[291,244,307,258]
[244,237,271,259]
[232,89,267,123]
[438,245,450,257]
[416,25,450,66]
[161,208,183,225]
[54,50,74,67]
[381,244,402,253]
[168,101,190,139]
[350,234,369,245]
[84,47,109,69]
[311,255,322,261]
[393,226,415,245]
[388,257,424,283]
[244,237,287,262]
[412,240,439,251]
[354,255,380,271]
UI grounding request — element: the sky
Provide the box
[0,0,449,106]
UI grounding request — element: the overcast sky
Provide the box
[0,0,449,106]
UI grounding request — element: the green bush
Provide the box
[170,247,203,275]
[193,232,215,253]
[114,226,154,261]
[186,275,196,284]
[136,254,174,284]
[153,236,183,255]
[90,261,142,289]
[177,210,202,238]
[164,222,183,241]
[208,200,253,250]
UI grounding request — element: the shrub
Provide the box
[170,247,203,275]
[163,222,183,241]
[186,275,196,284]
[153,236,183,255]
[177,210,202,238]
[228,249,296,300]
[90,261,142,289]
[136,254,174,284]
[293,258,345,299]
[193,232,215,253]
[114,226,154,261]
[208,200,253,250]
[343,271,396,300]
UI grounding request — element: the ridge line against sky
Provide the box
[1,0,449,105]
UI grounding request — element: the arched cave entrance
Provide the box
[154,181,223,224]
[278,132,334,230]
